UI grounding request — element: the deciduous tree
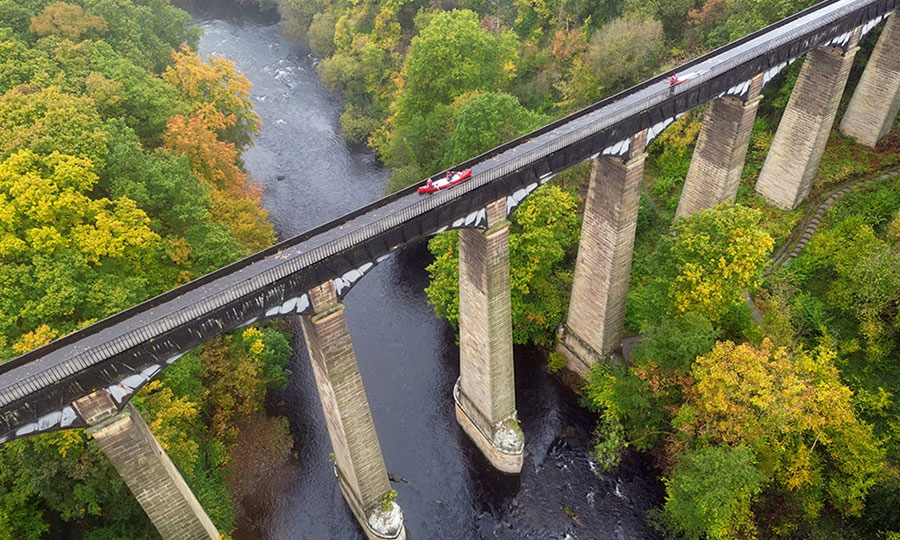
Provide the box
[803,216,900,364]
[659,445,764,540]
[397,10,517,120]
[441,91,548,168]
[29,2,108,41]
[674,339,884,523]
[0,85,109,166]
[163,108,275,253]
[668,203,773,325]
[379,9,519,172]
[0,150,159,355]
[588,14,663,92]
[163,46,260,149]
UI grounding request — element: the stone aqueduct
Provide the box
[1,1,899,538]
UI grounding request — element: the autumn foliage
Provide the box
[0,3,285,537]
[163,46,260,149]
[29,2,108,41]
[163,49,274,253]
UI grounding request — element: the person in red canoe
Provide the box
[425,178,434,189]
[669,73,678,86]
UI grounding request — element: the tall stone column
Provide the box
[299,282,405,540]
[456,197,523,474]
[756,28,861,210]
[840,13,900,147]
[559,130,647,376]
[676,74,764,219]
[73,391,219,540]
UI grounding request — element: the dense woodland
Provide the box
[0,0,899,538]
[0,1,291,538]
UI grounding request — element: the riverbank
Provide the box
[227,410,299,540]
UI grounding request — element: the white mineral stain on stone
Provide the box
[367,502,404,538]
[492,414,525,454]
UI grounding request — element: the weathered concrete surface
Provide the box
[457,198,523,474]
[756,29,861,210]
[676,74,764,218]
[300,282,406,540]
[75,392,219,540]
[840,13,900,147]
[560,131,647,376]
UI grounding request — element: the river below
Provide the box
[177,1,663,538]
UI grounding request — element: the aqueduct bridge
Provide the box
[1,0,899,538]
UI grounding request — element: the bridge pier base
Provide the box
[676,74,763,219]
[756,28,861,210]
[559,131,646,376]
[73,392,219,540]
[840,13,900,147]
[457,198,523,474]
[299,282,406,540]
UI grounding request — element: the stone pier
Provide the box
[456,197,524,474]
[676,74,764,219]
[840,13,900,147]
[755,28,861,210]
[299,282,406,540]
[559,130,647,376]
[73,391,219,540]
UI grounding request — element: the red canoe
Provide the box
[418,169,472,194]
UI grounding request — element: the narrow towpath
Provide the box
[765,169,900,277]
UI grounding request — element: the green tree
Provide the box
[588,14,663,93]
[378,9,519,172]
[803,216,900,364]
[659,445,764,540]
[0,430,152,540]
[0,30,56,94]
[397,10,517,120]
[81,0,199,73]
[441,91,548,167]
[79,38,186,143]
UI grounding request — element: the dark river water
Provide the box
[177,1,663,538]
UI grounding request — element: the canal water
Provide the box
[179,1,663,538]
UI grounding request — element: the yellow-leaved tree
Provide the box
[29,2,108,41]
[669,203,773,323]
[0,150,160,357]
[669,339,884,534]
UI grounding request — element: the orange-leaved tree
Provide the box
[163,106,273,253]
[163,45,260,149]
[162,47,273,254]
